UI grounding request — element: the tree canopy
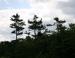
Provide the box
[0,14,75,58]
[10,14,25,40]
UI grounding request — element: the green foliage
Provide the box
[54,17,66,32]
[1,14,75,58]
[10,14,25,40]
[28,15,45,39]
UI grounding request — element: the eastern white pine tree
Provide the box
[28,15,45,39]
[10,14,25,40]
[54,17,66,32]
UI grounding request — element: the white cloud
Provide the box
[0,0,70,41]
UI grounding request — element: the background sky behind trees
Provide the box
[0,0,75,41]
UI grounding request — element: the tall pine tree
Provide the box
[10,14,25,40]
[54,17,66,32]
[28,15,45,39]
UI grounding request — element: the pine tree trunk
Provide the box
[16,28,17,40]
[34,29,36,39]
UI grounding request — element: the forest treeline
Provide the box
[0,14,75,58]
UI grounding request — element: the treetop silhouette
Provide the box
[10,13,25,40]
[28,15,45,39]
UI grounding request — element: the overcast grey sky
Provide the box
[0,0,74,41]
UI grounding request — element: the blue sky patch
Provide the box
[0,0,31,9]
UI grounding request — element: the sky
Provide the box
[0,0,74,41]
